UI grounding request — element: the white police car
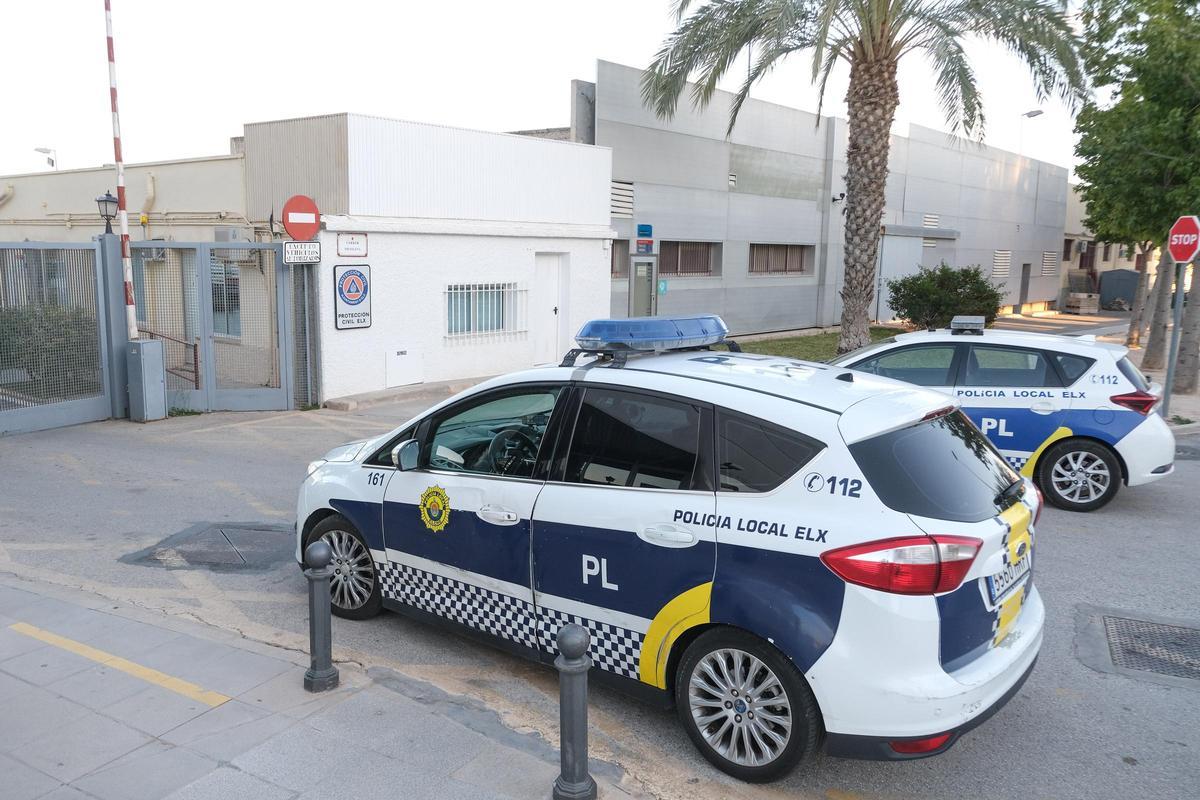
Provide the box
[297,315,1043,781]
[831,317,1176,512]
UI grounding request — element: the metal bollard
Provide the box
[303,540,339,692]
[553,624,597,800]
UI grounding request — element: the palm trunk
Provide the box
[1142,253,1176,370]
[1125,243,1152,347]
[1172,264,1199,394]
[836,55,899,355]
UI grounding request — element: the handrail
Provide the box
[138,327,192,348]
[137,327,200,390]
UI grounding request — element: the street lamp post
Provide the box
[96,191,118,235]
[1018,109,1043,156]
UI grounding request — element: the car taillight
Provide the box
[820,535,982,595]
[1110,391,1158,415]
[890,732,953,754]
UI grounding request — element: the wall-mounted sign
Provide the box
[283,241,321,264]
[337,233,368,257]
[636,239,654,255]
[658,279,668,296]
[637,223,653,238]
[334,264,371,329]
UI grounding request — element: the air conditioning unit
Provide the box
[214,226,252,243]
[1077,240,1089,253]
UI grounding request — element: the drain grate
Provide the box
[1103,616,1200,681]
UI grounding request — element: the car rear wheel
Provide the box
[674,628,821,783]
[1037,439,1121,512]
[305,515,382,620]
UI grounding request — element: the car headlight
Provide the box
[305,459,327,478]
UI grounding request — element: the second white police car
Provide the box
[831,317,1176,512]
[297,315,1042,782]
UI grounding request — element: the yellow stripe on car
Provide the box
[638,582,712,689]
[1019,425,1074,478]
[993,585,1026,645]
[998,501,1033,564]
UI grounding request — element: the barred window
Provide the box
[611,239,630,277]
[445,282,527,337]
[749,244,813,275]
[659,241,718,276]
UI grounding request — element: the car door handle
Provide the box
[637,524,697,548]
[477,505,520,526]
[1031,401,1057,415]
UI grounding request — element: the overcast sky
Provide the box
[1,0,1083,178]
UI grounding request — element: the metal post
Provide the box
[1162,260,1189,417]
[303,541,339,692]
[553,624,597,800]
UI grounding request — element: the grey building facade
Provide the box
[546,61,1068,334]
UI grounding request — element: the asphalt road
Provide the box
[1,399,1197,800]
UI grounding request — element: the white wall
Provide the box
[314,221,611,401]
[346,114,611,226]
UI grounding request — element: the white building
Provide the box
[0,113,614,412]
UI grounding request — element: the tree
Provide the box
[1075,0,1200,365]
[885,262,1004,330]
[641,0,1086,354]
[1174,264,1200,393]
[1141,254,1176,371]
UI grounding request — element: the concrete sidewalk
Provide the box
[0,575,638,800]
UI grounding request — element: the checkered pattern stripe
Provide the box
[1003,454,1029,471]
[374,562,539,649]
[537,607,643,680]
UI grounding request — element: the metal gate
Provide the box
[131,242,292,412]
[0,243,111,435]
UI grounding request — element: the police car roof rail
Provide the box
[559,341,741,368]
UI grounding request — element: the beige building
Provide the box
[1062,184,1161,299]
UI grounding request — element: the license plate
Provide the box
[986,550,1031,605]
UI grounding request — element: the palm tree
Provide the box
[642,0,1087,353]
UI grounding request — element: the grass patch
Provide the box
[733,327,898,362]
[168,407,202,417]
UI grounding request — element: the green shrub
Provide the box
[0,304,102,400]
[885,262,1005,330]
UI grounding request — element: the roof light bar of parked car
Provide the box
[949,315,986,335]
[561,314,730,367]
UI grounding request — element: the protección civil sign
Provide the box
[283,241,321,264]
[334,264,371,330]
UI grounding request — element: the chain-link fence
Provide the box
[132,247,201,393]
[0,247,104,412]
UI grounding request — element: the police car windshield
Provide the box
[828,337,897,366]
[849,411,1020,523]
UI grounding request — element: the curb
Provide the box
[323,375,495,412]
[1170,421,1200,436]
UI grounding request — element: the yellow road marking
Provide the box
[9,622,230,707]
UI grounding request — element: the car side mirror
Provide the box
[391,439,420,471]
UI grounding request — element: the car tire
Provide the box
[305,514,383,620]
[674,628,821,783]
[1036,439,1122,512]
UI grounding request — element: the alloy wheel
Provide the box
[1050,450,1111,504]
[688,647,793,767]
[320,529,375,610]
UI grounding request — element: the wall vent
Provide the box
[610,180,634,219]
[922,213,940,228]
[1041,251,1058,276]
[922,238,937,248]
[992,250,1012,279]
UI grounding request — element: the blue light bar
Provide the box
[574,314,729,352]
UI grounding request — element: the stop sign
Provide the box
[1167,215,1200,264]
[281,195,320,241]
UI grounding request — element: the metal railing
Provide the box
[138,326,200,389]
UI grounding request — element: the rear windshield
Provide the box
[849,411,1020,523]
[828,337,897,365]
[1117,357,1150,392]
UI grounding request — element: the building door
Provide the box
[630,257,655,317]
[533,253,570,365]
[1018,263,1032,311]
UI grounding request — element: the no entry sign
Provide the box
[282,195,320,241]
[1167,215,1200,264]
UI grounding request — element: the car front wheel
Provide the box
[1037,439,1121,512]
[305,514,382,620]
[674,628,821,783]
